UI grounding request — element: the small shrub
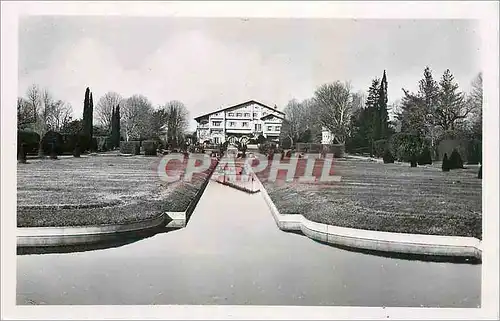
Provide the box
[18,143,27,163]
[418,146,433,165]
[73,142,81,157]
[373,139,387,158]
[143,140,157,156]
[478,165,482,179]
[383,149,395,164]
[449,149,464,169]
[442,153,450,172]
[49,143,58,159]
[410,154,418,167]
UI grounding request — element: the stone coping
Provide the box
[255,177,482,260]
[16,160,218,248]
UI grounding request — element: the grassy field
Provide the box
[255,156,482,239]
[17,154,216,227]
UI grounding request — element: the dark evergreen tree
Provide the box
[115,104,121,148]
[82,87,91,151]
[89,92,94,151]
[376,70,389,140]
[442,153,450,172]
[110,106,116,148]
[365,78,380,155]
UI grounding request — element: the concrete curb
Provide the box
[17,214,167,247]
[255,178,482,260]
[17,161,219,248]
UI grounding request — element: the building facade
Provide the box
[321,127,336,144]
[194,100,285,145]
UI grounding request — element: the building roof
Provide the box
[260,113,286,121]
[194,100,285,122]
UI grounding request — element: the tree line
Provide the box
[280,67,482,160]
[18,86,191,153]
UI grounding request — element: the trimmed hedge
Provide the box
[17,130,40,155]
[142,140,157,156]
[120,141,140,155]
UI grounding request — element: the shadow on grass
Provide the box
[17,226,180,256]
[283,230,481,265]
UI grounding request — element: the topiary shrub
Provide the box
[449,149,464,169]
[18,143,27,163]
[17,130,40,155]
[73,142,81,157]
[478,165,482,179]
[373,139,388,158]
[410,154,418,167]
[143,140,157,156]
[418,146,433,165]
[49,143,58,159]
[442,153,450,172]
[90,138,98,153]
[41,131,64,155]
[120,141,140,155]
[383,149,395,163]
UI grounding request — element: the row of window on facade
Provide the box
[210,121,280,132]
[212,111,270,119]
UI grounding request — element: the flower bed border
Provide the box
[256,176,482,260]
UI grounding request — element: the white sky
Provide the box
[18,17,481,130]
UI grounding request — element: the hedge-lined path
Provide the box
[17,180,480,307]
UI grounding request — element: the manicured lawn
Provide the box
[255,156,482,239]
[17,154,216,227]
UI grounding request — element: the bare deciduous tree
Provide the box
[313,81,355,144]
[121,95,154,141]
[164,100,189,148]
[47,100,73,132]
[26,84,41,121]
[96,92,123,130]
[17,97,33,128]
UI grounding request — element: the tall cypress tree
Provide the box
[82,87,90,151]
[110,106,116,148]
[115,104,121,148]
[365,78,380,155]
[89,92,94,150]
[376,70,389,139]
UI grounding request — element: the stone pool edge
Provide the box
[255,177,482,260]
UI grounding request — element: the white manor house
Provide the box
[194,100,285,145]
